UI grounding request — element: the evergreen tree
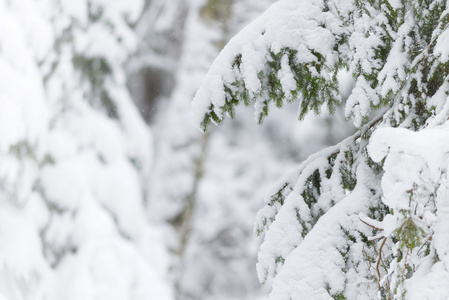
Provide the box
[0,1,173,299]
[193,0,449,299]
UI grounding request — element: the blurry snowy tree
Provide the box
[0,1,173,299]
[129,0,353,299]
[193,0,449,299]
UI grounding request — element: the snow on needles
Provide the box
[192,0,343,127]
[192,0,449,298]
[368,124,449,299]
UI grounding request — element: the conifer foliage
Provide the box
[193,0,449,298]
[0,1,173,299]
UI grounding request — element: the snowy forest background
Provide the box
[3,0,449,299]
[0,0,354,299]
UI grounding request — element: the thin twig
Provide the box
[359,217,384,231]
[417,234,433,256]
[376,237,387,291]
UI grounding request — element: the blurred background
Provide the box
[0,0,353,299]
